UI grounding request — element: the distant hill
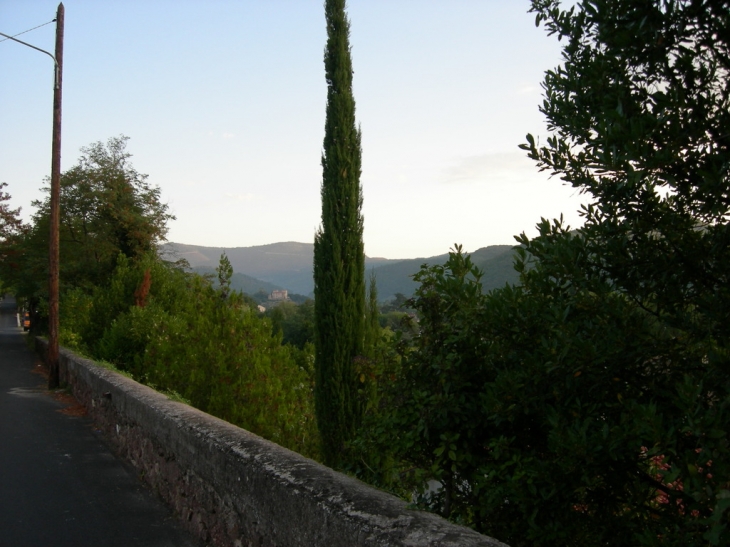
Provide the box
[471,245,522,291]
[161,241,320,295]
[161,241,521,300]
[368,245,520,299]
[192,266,283,296]
[161,241,402,296]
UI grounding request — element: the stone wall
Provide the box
[36,339,508,547]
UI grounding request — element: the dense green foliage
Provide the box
[364,241,728,545]
[3,136,173,315]
[61,253,320,459]
[0,182,24,251]
[6,2,727,542]
[354,1,730,545]
[0,182,26,292]
[313,0,366,467]
[2,137,320,459]
[267,300,315,349]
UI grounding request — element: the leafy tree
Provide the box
[379,292,409,313]
[0,183,27,288]
[62,253,320,459]
[313,0,366,467]
[252,289,270,304]
[512,1,730,543]
[523,0,730,342]
[267,300,315,349]
[24,136,173,298]
[377,310,409,332]
[216,252,234,300]
[360,2,730,545]
[364,239,724,545]
[0,183,24,245]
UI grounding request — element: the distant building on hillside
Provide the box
[268,290,289,302]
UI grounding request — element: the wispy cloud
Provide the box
[439,151,540,185]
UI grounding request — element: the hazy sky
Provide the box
[0,1,585,259]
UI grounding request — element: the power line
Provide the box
[0,19,55,44]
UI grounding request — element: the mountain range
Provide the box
[160,241,521,300]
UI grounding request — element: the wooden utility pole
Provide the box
[48,3,64,389]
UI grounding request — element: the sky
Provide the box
[0,0,586,260]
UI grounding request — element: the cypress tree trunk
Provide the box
[313,0,365,468]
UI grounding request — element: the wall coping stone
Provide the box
[36,338,509,547]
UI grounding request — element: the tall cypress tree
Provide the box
[313,0,365,468]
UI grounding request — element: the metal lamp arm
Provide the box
[0,31,59,89]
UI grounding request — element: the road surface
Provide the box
[0,296,201,547]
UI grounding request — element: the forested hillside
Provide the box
[160,241,317,295]
[163,241,520,300]
[191,266,283,297]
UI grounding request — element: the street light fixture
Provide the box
[0,31,59,88]
[0,3,64,388]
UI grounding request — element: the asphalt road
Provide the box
[0,296,201,547]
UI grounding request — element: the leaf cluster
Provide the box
[360,238,727,545]
[356,1,730,544]
[0,182,29,292]
[5,136,174,315]
[62,253,320,459]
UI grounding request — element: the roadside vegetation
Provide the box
[347,2,730,545]
[1,1,727,545]
[0,137,321,459]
